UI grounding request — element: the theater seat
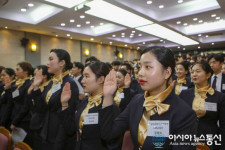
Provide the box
[0,127,12,150]
[121,130,133,150]
[14,142,32,150]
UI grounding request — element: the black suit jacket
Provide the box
[209,73,225,93]
[130,77,143,94]
[99,91,197,150]
[0,81,4,95]
[31,74,79,150]
[78,75,83,86]
[59,97,120,150]
[179,88,225,149]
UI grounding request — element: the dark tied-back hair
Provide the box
[87,61,110,80]
[141,46,175,81]
[36,65,52,80]
[176,61,189,71]
[50,49,73,71]
[3,68,15,79]
[111,60,121,66]
[208,53,224,63]
[191,61,213,76]
[73,62,84,73]
[117,68,127,77]
[17,61,33,76]
[85,56,100,64]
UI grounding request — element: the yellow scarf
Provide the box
[114,87,124,106]
[175,77,186,95]
[39,80,50,92]
[138,86,172,146]
[79,92,103,130]
[192,85,214,118]
[45,71,69,103]
[15,76,31,90]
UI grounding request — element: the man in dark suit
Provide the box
[208,53,225,93]
[72,62,84,86]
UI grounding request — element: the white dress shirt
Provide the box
[211,72,222,92]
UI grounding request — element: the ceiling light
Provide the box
[70,37,73,39]
[121,33,125,35]
[193,18,198,21]
[109,42,112,44]
[136,24,199,46]
[147,1,152,4]
[137,47,140,49]
[132,31,135,33]
[121,35,125,38]
[90,25,95,28]
[183,23,188,26]
[185,20,225,34]
[76,24,81,27]
[70,19,75,23]
[130,36,133,38]
[159,5,164,8]
[86,21,90,24]
[211,14,216,17]
[28,3,34,7]
[80,15,85,19]
[216,17,220,20]
[125,44,128,47]
[130,34,134,36]
[85,0,153,28]
[56,35,58,37]
[143,42,145,44]
[205,35,208,37]
[61,23,65,26]
[178,46,180,48]
[177,21,181,24]
[183,48,185,50]
[45,0,86,8]
[198,20,203,23]
[178,0,183,3]
[160,39,163,42]
[198,34,201,36]
[100,23,104,26]
[67,34,70,37]
[4,26,8,29]
[112,35,116,37]
[138,34,142,36]
[198,46,200,49]
[90,38,94,41]
[212,43,214,45]
[21,8,27,12]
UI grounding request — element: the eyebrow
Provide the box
[141,61,152,64]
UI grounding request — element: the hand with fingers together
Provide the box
[124,73,131,88]
[61,82,71,109]
[33,69,44,90]
[4,76,12,90]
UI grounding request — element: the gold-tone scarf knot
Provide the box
[114,87,124,106]
[15,76,31,89]
[79,92,103,130]
[175,77,186,95]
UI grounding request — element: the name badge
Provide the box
[222,84,225,90]
[12,90,19,98]
[119,93,124,99]
[204,102,217,112]
[147,120,169,137]
[180,86,188,91]
[52,83,61,94]
[84,113,98,125]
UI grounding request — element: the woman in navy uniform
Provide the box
[99,46,197,150]
[179,61,225,149]
[114,68,135,112]
[0,68,15,128]
[59,61,120,150]
[31,49,79,150]
[174,61,193,95]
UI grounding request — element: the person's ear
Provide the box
[164,67,172,80]
[97,76,105,84]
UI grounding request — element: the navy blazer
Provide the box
[179,88,225,149]
[99,91,197,150]
[32,74,79,150]
[58,97,120,150]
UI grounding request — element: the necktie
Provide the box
[212,76,217,90]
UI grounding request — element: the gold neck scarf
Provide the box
[15,76,31,90]
[138,86,172,146]
[192,85,214,118]
[114,87,124,106]
[39,80,50,92]
[45,71,69,103]
[175,77,186,95]
[79,92,103,130]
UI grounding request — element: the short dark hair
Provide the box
[117,68,127,77]
[111,60,121,66]
[176,61,189,71]
[50,49,73,71]
[191,61,213,76]
[122,62,133,71]
[36,65,52,80]
[208,53,224,63]
[17,61,33,76]
[87,61,110,80]
[3,68,15,79]
[85,56,100,64]
[141,46,175,81]
[73,62,84,73]
[105,62,112,69]
[0,66,5,73]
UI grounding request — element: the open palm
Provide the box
[61,82,71,104]
[124,73,131,88]
[103,70,117,97]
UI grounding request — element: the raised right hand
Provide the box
[33,69,44,89]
